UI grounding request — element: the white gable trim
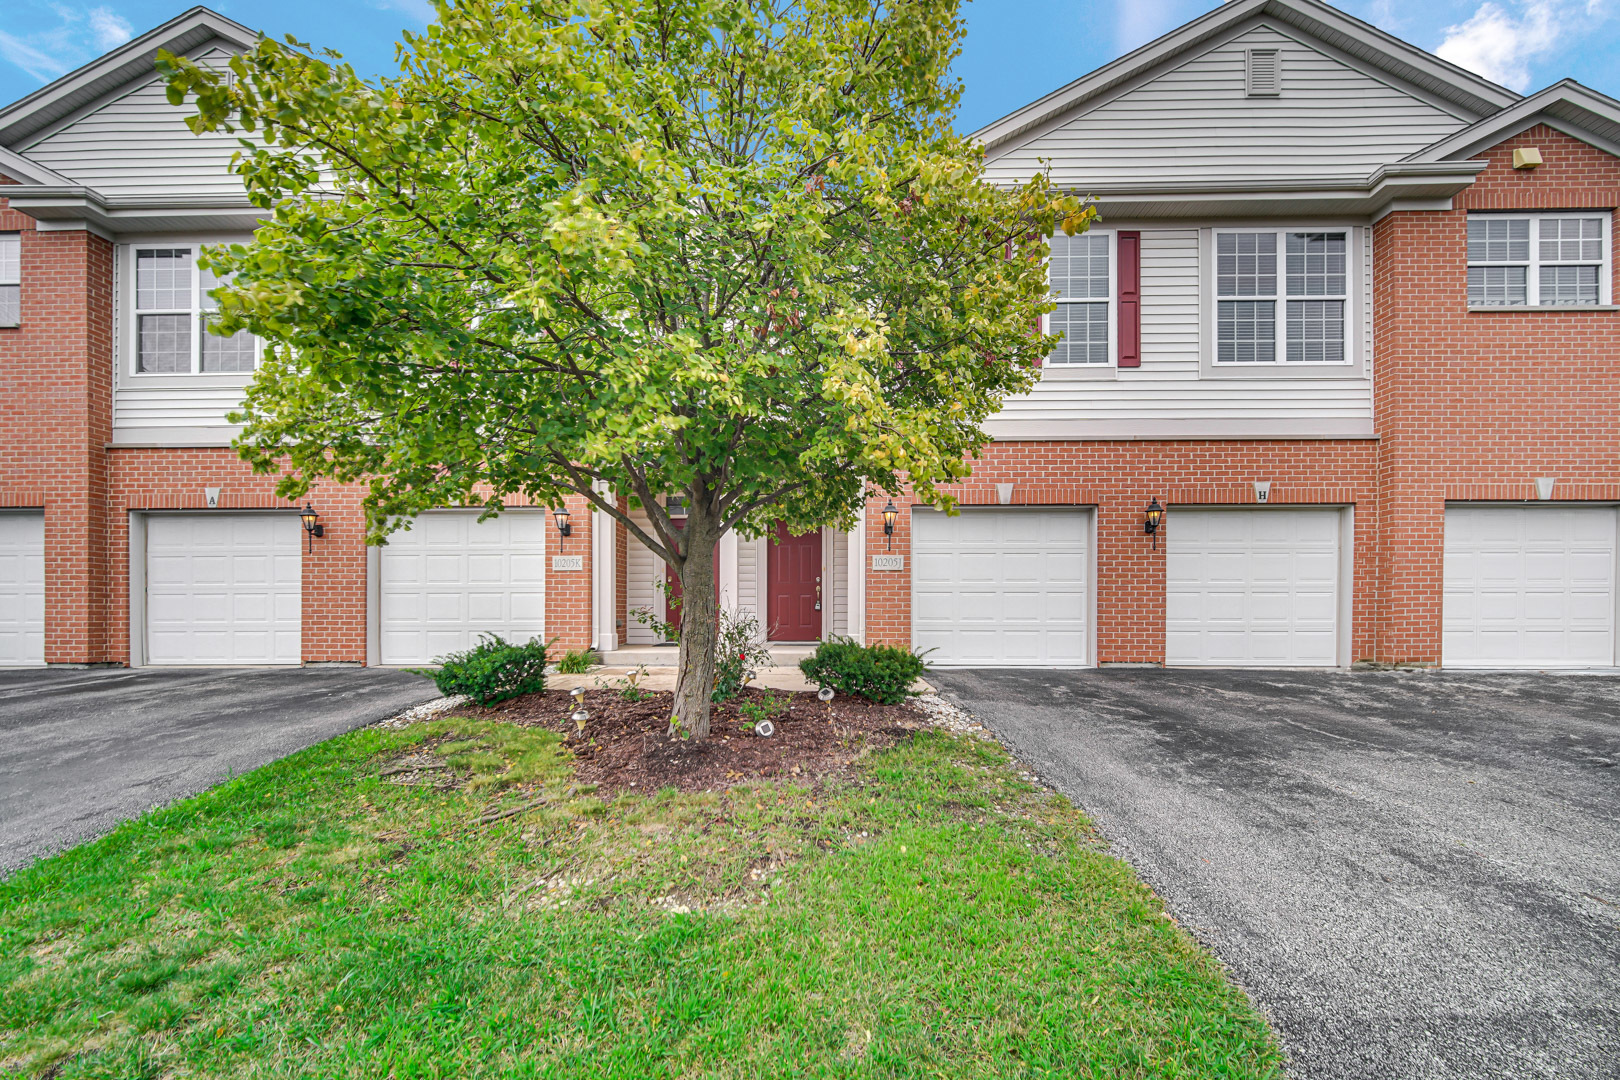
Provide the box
[1404,80,1620,163]
[0,146,71,186]
[972,0,1516,156]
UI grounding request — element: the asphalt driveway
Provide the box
[0,666,438,874]
[931,668,1620,1080]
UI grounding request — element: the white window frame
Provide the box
[122,240,261,380]
[1210,227,1353,368]
[1040,229,1117,375]
[1466,211,1613,309]
[0,232,19,328]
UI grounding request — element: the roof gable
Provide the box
[0,7,257,150]
[974,0,1518,158]
[20,46,253,200]
[981,20,1477,193]
[1406,80,1620,163]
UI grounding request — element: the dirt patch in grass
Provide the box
[465,687,920,795]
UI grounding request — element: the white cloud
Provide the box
[87,7,133,52]
[372,0,438,26]
[1435,1,1564,91]
[0,4,135,85]
[0,29,71,81]
[1115,0,1176,57]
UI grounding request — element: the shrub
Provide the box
[409,634,548,706]
[712,608,773,703]
[800,637,929,705]
[555,647,599,675]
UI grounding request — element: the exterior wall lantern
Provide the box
[881,499,899,550]
[1144,497,1164,550]
[553,506,572,550]
[299,503,323,552]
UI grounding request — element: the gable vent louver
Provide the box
[1246,49,1280,96]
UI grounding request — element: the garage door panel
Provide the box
[145,514,302,665]
[911,509,1090,667]
[1167,509,1342,667]
[1444,507,1616,668]
[379,511,548,665]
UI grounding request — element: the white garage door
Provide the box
[379,511,547,665]
[0,512,45,666]
[912,508,1090,666]
[146,514,302,665]
[1167,509,1342,667]
[1443,506,1617,668]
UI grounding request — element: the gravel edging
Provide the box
[373,695,467,729]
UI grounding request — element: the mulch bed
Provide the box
[463,687,923,795]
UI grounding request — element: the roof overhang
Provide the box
[0,146,71,186]
[972,0,1518,157]
[1404,80,1620,163]
[1065,161,1488,221]
[2,185,265,235]
[0,6,258,149]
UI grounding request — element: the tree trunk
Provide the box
[670,512,719,741]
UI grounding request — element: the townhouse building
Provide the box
[1,0,1616,672]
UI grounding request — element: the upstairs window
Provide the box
[1047,231,1111,365]
[0,233,18,327]
[134,246,259,374]
[1215,230,1348,364]
[1467,214,1610,307]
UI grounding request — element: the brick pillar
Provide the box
[0,201,116,664]
[545,492,594,650]
[301,478,369,662]
[862,490,911,646]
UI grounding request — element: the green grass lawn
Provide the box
[0,714,1282,1078]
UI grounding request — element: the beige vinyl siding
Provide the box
[737,536,761,618]
[22,47,254,199]
[988,226,1373,438]
[111,242,252,445]
[984,25,1466,189]
[624,510,662,645]
[828,527,849,637]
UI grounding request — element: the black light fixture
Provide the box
[881,499,899,550]
[553,506,572,550]
[299,502,323,552]
[1144,497,1164,550]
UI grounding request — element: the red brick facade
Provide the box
[1371,125,1620,664]
[862,441,1379,663]
[3,121,1617,668]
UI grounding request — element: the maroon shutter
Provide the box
[1117,230,1141,368]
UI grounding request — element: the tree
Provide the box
[161,0,1092,741]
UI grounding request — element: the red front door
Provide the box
[767,523,822,641]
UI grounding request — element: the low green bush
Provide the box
[555,647,600,675]
[799,637,930,705]
[409,634,548,705]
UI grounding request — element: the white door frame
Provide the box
[1164,504,1354,669]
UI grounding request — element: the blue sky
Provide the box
[2,0,1617,128]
